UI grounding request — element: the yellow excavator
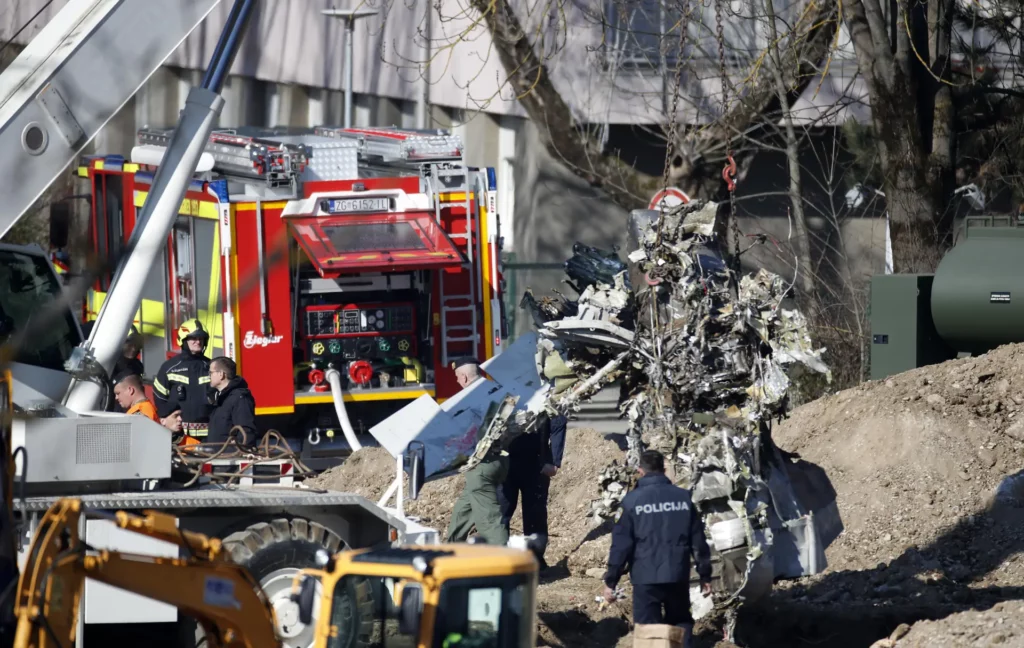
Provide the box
[1,370,17,645]
[11,495,538,648]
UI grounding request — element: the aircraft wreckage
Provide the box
[372,199,843,611]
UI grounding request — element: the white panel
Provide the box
[218,75,246,127]
[354,95,372,127]
[497,116,518,251]
[268,83,296,127]
[400,99,417,129]
[84,519,179,624]
[308,87,326,126]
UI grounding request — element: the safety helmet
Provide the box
[177,319,210,348]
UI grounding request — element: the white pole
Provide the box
[323,9,377,128]
[343,17,354,128]
[884,212,893,275]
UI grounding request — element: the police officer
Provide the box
[445,358,510,546]
[498,411,566,569]
[153,319,212,442]
[603,450,712,642]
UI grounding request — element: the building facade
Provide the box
[7,1,1006,335]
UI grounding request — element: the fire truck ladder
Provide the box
[137,127,311,187]
[432,163,480,366]
[314,126,464,165]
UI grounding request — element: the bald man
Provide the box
[454,360,481,389]
[445,358,510,546]
[113,373,158,421]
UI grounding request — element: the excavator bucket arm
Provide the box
[13,498,280,648]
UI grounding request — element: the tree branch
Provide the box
[470,0,839,207]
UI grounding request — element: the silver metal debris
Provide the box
[522,200,843,608]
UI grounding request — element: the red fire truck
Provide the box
[76,125,507,468]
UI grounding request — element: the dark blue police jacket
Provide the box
[604,473,713,587]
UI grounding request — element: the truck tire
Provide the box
[182,517,374,648]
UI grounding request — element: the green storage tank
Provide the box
[931,215,1024,355]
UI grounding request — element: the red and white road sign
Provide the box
[649,187,690,211]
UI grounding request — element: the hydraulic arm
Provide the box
[13,498,279,648]
[63,0,257,412]
[0,0,223,237]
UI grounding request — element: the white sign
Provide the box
[243,331,284,348]
[649,187,690,212]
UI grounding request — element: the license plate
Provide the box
[325,197,391,214]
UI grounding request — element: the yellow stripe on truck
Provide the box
[88,292,224,349]
[134,191,219,220]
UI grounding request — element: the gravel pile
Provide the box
[873,601,1024,647]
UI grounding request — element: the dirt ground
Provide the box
[314,343,1024,646]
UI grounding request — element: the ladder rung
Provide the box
[443,306,474,313]
[448,233,469,240]
[445,336,477,343]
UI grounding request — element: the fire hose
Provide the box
[325,368,363,451]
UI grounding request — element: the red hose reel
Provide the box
[308,368,329,393]
[348,360,374,386]
[308,361,374,390]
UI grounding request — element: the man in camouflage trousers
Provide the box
[445,358,510,546]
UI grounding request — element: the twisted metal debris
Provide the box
[523,200,842,607]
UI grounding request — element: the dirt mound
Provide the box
[308,445,465,532]
[758,344,1024,647]
[773,343,1024,575]
[878,601,1024,648]
[307,446,395,501]
[308,427,623,569]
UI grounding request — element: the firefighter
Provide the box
[207,356,256,445]
[154,319,212,442]
[445,358,510,546]
[498,411,566,570]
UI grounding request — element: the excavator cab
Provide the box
[297,545,539,648]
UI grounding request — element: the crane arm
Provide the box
[13,499,280,648]
[0,0,223,238]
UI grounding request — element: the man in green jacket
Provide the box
[444,358,510,546]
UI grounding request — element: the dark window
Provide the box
[322,222,428,253]
[0,250,82,371]
[604,0,685,67]
[325,576,417,648]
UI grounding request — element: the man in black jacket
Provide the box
[498,412,566,569]
[603,450,712,637]
[154,319,212,442]
[207,356,257,444]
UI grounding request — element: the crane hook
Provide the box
[722,155,737,192]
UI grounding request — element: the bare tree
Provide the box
[843,0,1024,272]
[380,0,840,215]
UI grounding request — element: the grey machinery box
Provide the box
[869,274,956,381]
